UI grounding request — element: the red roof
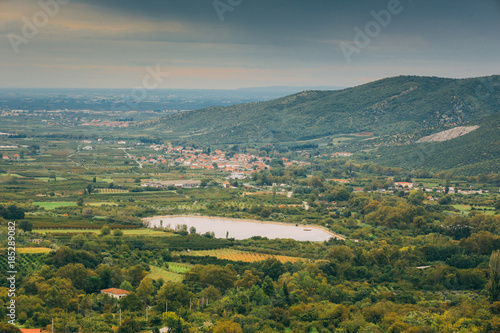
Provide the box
[101,288,130,295]
[20,330,42,333]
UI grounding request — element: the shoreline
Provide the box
[142,214,346,241]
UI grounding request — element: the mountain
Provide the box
[140,75,500,147]
[373,112,500,174]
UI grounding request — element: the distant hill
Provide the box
[373,112,500,174]
[140,75,500,146]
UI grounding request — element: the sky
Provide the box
[0,0,499,89]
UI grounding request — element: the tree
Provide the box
[260,208,271,218]
[121,293,143,311]
[184,265,237,292]
[113,229,123,237]
[83,208,94,218]
[438,195,452,205]
[118,318,141,333]
[86,184,93,194]
[120,281,133,291]
[162,312,185,333]
[0,323,22,333]
[1,205,25,219]
[408,190,425,205]
[56,263,95,290]
[84,276,102,294]
[137,276,154,302]
[19,220,33,232]
[487,250,500,302]
[100,226,111,235]
[213,320,243,333]
[77,197,84,206]
[156,282,190,311]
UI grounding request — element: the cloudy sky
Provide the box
[0,0,499,89]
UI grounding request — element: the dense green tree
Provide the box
[19,220,33,232]
[118,318,141,333]
[487,251,500,302]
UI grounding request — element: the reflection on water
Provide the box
[144,216,335,242]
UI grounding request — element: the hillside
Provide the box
[140,75,500,145]
[416,126,480,143]
[374,112,500,174]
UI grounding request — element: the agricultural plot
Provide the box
[38,228,175,236]
[18,247,52,254]
[96,188,129,194]
[0,253,48,273]
[166,262,193,274]
[452,204,497,216]
[148,265,184,282]
[35,177,67,182]
[181,248,304,263]
[33,201,77,210]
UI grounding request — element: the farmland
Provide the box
[179,248,305,263]
[33,201,77,210]
[148,263,193,282]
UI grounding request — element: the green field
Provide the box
[35,177,67,182]
[33,201,77,210]
[148,265,184,282]
[451,204,498,216]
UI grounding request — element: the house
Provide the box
[2,155,9,160]
[101,288,130,299]
[142,180,201,189]
[333,152,353,157]
[31,239,43,244]
[20,329,42,333]
[394,182,414,189]
[332,179,351,184]
[13,154,20,159]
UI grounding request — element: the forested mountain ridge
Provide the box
[374,112,500,174]
[139,75,500,145]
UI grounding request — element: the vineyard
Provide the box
[179,248,305,263]
[96,188,129,194]
[0,252,48,274]
[18,247,52,254]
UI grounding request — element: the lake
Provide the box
[143,216,341,242]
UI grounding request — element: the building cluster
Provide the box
[130,143,311,175]
[332,152,353,157]
[2,154,20,160]
[81,119,131,127]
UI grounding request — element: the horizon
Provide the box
[1,0,499,89]
[1,74,499,91]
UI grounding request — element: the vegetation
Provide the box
[0,75,499,332]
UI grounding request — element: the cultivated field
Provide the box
[180,248,305,263]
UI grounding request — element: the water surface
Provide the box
[144,216,336,241]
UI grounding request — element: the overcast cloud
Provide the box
[0,0,499,88]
